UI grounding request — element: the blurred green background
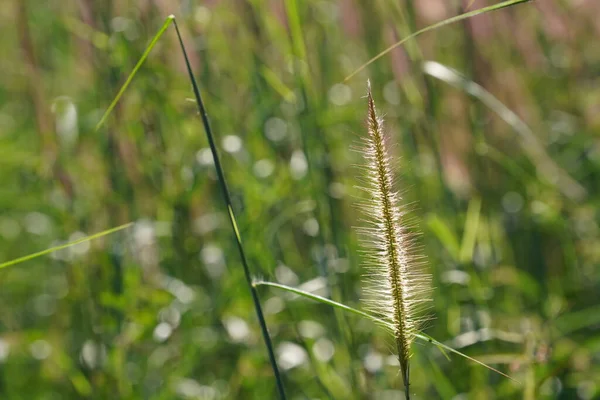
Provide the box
[1,0,599,399]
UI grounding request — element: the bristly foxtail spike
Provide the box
[358,82,431,398]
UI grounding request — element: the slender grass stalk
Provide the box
[357,83,431,397]
[90,16,287,399]
[171,19,287,400]
[344,0,531,82]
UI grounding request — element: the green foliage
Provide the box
[1,1,599,399]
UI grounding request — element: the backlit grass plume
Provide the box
[357,82,431,397]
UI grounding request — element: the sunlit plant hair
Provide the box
[357,82,431,398]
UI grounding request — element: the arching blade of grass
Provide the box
[254,280,377,323]
[0,223,133,269]
[254,280,518,382]
[423,61,586,201]
[344,0,531,82]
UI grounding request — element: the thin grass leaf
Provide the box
[0,223,132,269]
[254,280,518,382]
[171,18,287,400]
[419,333,518,383]
[254,280,378,323]
[426,215,460,261]
[423,61,586,201]
[344,0,531,82]
[94,15,174,132]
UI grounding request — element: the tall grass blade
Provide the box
[0,223,132,269]
[423,61,586,201]
[344,0,531,82]
[92,15,287,398]
[171,18,287,400]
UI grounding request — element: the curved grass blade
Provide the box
[0,223,133,269]
[415,332,518,383]
[344,0,531,82]
[254,280,379,324]
[423,61,586,201]
[254,280,518,382]
[171,18,287,400]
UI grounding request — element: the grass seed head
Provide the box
[357,81,432,395]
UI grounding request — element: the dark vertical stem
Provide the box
[171,20,287,400]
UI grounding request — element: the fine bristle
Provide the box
[358,82,431,396]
